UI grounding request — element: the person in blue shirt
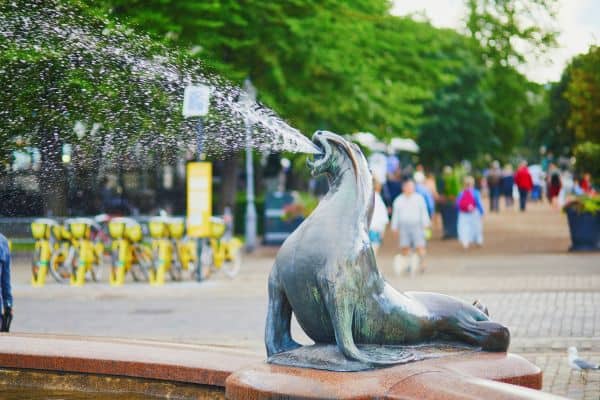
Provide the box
[455,176,484,249]
[415,180,435,217]
[0,234,13,331]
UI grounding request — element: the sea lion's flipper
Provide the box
[472,299,489,316]
[265,268,301,357]
[452,317,510,352]
[321,279,415,365]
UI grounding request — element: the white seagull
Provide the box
[568,347,599,383]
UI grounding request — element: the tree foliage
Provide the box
[0,0,190,214]
[100,0,472,140]
[466,0,558,67]
[573,141,600,179]
[419,63,495,167]
[466,0,559,153]
[1,0,570,185]
[530,45,599,158]
[564,46,600,144]
[530,73,574,155]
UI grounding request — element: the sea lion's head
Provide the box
[307,131,367,180]
[307,130,374,230]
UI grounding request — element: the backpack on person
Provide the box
[458,190,476,212]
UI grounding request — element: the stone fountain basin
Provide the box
[0,333,563,399]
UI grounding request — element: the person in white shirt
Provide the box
[369,179,389,255]
[390,179,431,275]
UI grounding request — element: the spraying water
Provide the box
[0,0,321,164]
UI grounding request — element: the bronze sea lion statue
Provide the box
[265,131,509,368]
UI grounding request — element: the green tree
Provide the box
[101,0,480,207]
[0,0,185,215]
[101,0,461,137]
[466,0,559,153]
[530,74,575,156]
[419,63,494,167]
[466,0,558,66]
[531,45,599,158]
[573,142,600,179]
[564,45,600,144]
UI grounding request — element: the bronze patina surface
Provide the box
[265,131,510,370]
[267,343,476,371]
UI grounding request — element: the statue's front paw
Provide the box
[281,337,302,353]
[266,338,302,357]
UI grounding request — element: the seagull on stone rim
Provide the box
[568,347,599,383]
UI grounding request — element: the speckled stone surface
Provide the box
[226,352,559,400]
[0,333,565,400]
[0,333,260,387]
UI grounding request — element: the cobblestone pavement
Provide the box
[8,203,600,399]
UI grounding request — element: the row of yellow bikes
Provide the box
[31,216,243,287]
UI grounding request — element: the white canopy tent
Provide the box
[388,137,419,153]
[350,132,387,152]
[349,132,419,154]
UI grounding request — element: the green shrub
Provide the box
[564,195,600,215]
[282,191,318,222]
[234,192,265,236]
[574,141,600,178]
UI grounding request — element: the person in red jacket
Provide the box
[514,161,533,211]
[580,173,594,194]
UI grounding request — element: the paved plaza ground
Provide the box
[9,202,600,399]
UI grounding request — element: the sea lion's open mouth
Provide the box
[307,133,331,171]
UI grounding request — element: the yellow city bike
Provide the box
[31,218,59,286]
[147,217,180,285]
[68,218,104,286]
[199,217,243,279]
[48,222,77,284]
[169,218,198,277]
[147,217,199,285]
[108,217,152,286]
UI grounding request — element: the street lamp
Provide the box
[183,84,211,158]
[242,78,257,252]
[183,83,211,281]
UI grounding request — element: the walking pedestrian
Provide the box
[415,172,435,218]
[580,173,594,194]
[413,164,426,184]
[425,172,441,230]
[501,164,514,209]
[424,172,439,202]
[528,164,544,201]
[0,234,13,332]
[383,168,402,215]
[369,179,389,255]
[514,161,533,212]
[391,179,431,276]
[546,164,562,208]
[558,169,574,207]
[456,176,484,249]
[487,161,502,212]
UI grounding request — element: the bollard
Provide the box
[196,238,203,282]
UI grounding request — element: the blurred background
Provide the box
[0,0,598,222]
[0,1,599,398]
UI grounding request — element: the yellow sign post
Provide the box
[187,162,212,238]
